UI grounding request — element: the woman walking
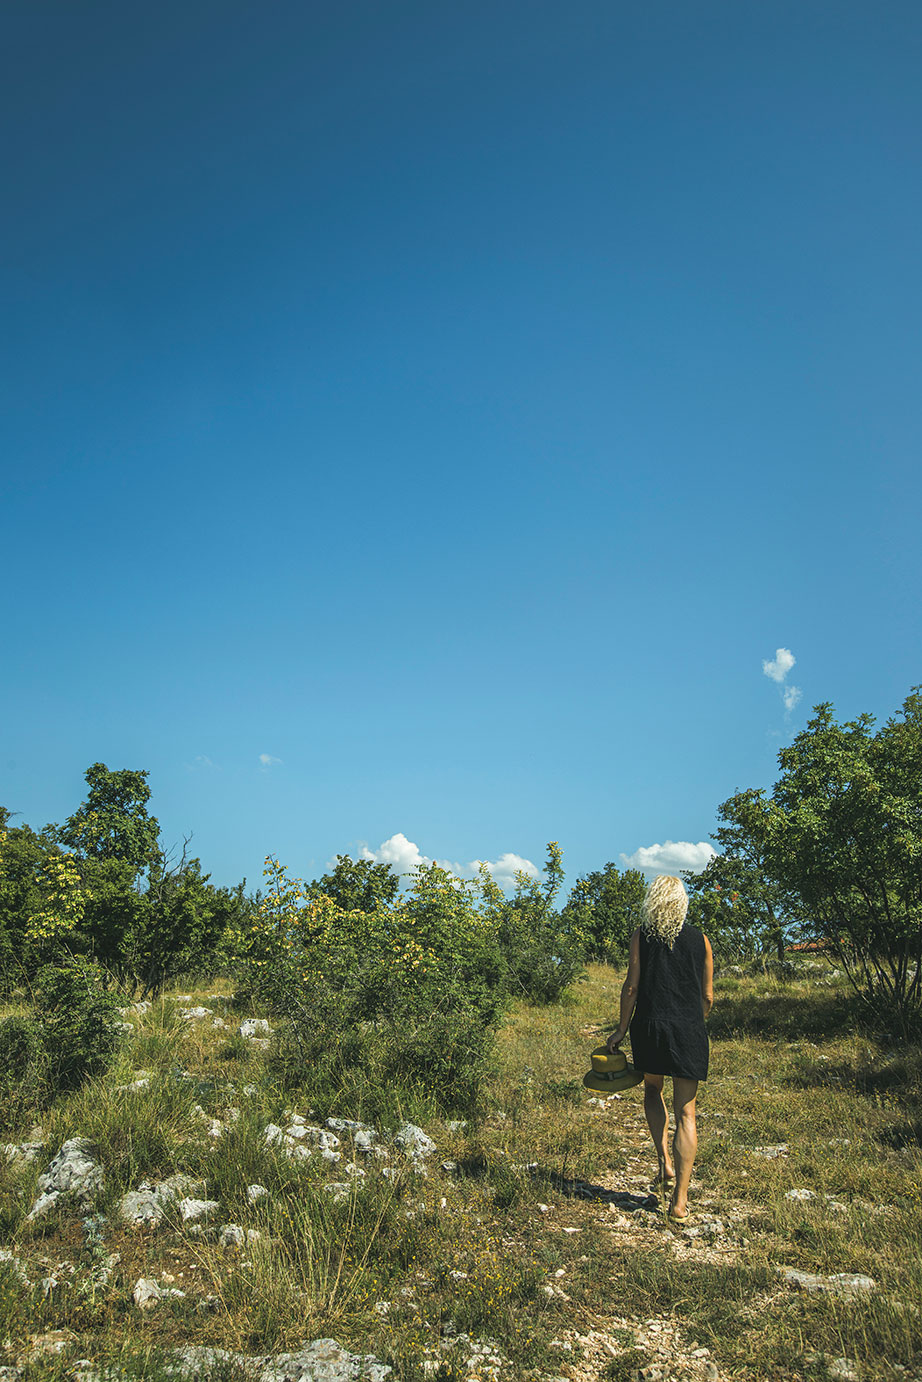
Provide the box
[607,875,713,1220]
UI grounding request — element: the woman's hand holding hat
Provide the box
[606,1029,625,1053]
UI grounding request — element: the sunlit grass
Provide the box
[0,961,920,1378]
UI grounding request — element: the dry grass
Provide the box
[1,962,920,1380]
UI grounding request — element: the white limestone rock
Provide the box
[239,1018,272,1039]
[133,1277,161,1309]
[133,1277,186,1309]
[260,1338,392,1381]
[324,1117,373,1136]
[179,1197,220,1222]
[28,1138,103,1217]
[2,1141,44,1165]
[165,1339,391,1381]
[0,1248,30,1284]
[394,1123,436,1161]
[40,1138,103,1196]
[782,1268,876,1297]
[119,1174,207,1227]
[26,1191,61,1221]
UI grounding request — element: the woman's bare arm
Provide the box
[701,934,714,1019]
[607,928,641,1050]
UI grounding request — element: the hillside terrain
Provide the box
[1,962,920,1382]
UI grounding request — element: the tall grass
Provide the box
[0,962,920,1379]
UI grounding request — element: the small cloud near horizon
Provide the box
[258,753,283,769]
[620,840,716,875]
[355,833,538,891]
[762,646,802,720]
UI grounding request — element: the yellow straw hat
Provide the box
[583,1045,643,1095]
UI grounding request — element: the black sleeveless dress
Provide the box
[629,925,709,1080]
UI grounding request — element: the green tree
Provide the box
[497,842,585,1003]
[56,764,244,994]
[135,849,252,995]
[56,763,159,983]
[715,691,922,1031]
[562,863,646,962]
[684,792,799,963]
[58,763,160,872]
[312,854,399,912]
[0,810,70,988]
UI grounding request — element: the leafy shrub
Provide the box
[561,863,646,963]
[35,957,121,1092]
[240,858,507,1115]
[496,844,585,1004]
[0,1013,47,1127]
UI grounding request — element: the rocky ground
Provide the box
[0,966,920,1381]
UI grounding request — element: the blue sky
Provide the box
[2,1,920,891]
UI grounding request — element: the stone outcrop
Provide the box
[27,1139,103,1220]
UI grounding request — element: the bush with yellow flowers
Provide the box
[233,856,507,1114]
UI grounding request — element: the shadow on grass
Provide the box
[708,991,862,1042]
[876,1119,922,1149]
[544,1171,658,1211]
[783,1057,916,1096]
[454,1154,658,1212]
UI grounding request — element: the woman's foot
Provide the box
[652,1161,676,1189]
[667,1193,689,1221]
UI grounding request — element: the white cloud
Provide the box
[469,852,541,890]
[189,755,217,769]
[359,834,538,890]
[762,647,802,720]
[360,832,426,875]
[763,648,796,683]
[619,840,716,875]
[258,753,283,769]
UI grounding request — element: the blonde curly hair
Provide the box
[641,874,688,947]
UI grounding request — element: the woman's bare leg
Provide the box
[668,1078,699,1218]
[643,1075,675,1184]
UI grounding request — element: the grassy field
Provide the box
[1,961,920,1381]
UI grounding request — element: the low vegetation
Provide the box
[0,960,919,1381]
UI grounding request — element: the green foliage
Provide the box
[496,843,585,1004]
[57,762,160,872]
[684,788,801,963]
[135,853,252,995]
[768,691,922,1031]
[35,957,122,1093]
[0,764,253,995]
[74,849,250,996]
[561,862,645,962]
[0,1014,47,1126]
[0,810,66,990]
[240,857,508,1114]
[708,689,922,1033]
[311,853,399,912]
